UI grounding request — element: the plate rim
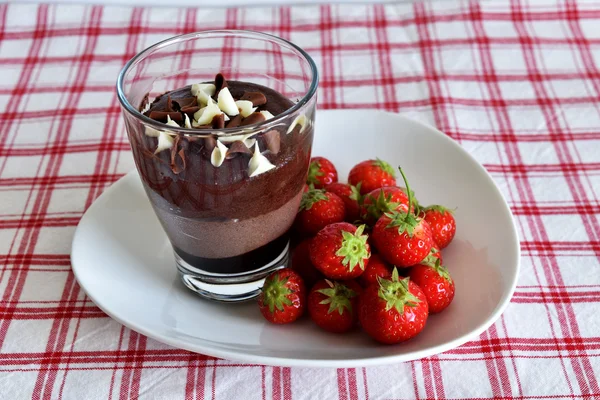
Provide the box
[71,109,521,368]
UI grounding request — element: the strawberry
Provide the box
[294,188,345,236]
[423,205,456,249]
[325,182,362,222]
[308,279,362,333]
[258,268,306,324]
[310,223,370,280]
[358,253,392,287]
[359,268,429,344]
[409,259,455,313]
[371,168,433,267]
[348,158,397,195]
[307,157,338,189]
[291,238,324,288]
[360,186,409,226]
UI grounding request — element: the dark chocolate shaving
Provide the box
[263,129,281,154]
[215,73,228,94]
[175,97,198,109]
[212,114,225,129]
[226,114,243,128]
[149,111,184,123]
[180,105,200,116]
[226,141,253,159]
[171,135,187,175]
[240,91,267,107]
[165,96,175,112]
[139,93,150,113]
[203,137,217,152]
[241,112,266,126]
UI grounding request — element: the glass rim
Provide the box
[116,30,319,137]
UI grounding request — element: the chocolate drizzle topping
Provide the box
[140,73,296,175]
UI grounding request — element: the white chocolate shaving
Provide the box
[235,100,257,118]
[191,83,216,97]
[224,113,230,122]
[165,115,180,127]
[141,102,150,114]
[218,133,256,148]
[196,90,212,107]
[260,110,275,120]
[217,87,239,116]
[145,126,160,137]
[155,132,175,154]
[184,114,192,129]
[210,140,228,168]
[248,143,275,177]
[194,101,222,126]
[286,114,307,134]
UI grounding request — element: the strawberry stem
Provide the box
[398,167,412,220]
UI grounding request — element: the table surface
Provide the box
[1,1,600,399]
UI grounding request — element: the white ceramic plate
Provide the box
[71,110,520,368]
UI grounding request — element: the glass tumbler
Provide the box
[117,31,318,302]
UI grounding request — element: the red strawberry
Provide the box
[359,268,429,344]
[358,253,393,287]
[360,186,409,226]
[325,182,362,222]
[409,259,455,313]
[294,188,345,236]
[258,268,306,324]
[291,239,324,287]
[308,279,362,333]
[310,223,370,280]
[348,158,397,195]
[307,157,338,189]
[423,205,456,249]
[372,168,433,267]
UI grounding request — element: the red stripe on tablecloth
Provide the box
[414,3,450,135]
[347,368,358,400]
[362,368,370,400]
[33,8,106,398]
[337,368,348,400]
[513,0,600,395]
[0,3,51,351]
[373,4,399,113]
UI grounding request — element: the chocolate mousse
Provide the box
[129,74,313,274]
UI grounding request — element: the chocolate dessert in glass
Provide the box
[116,31,318,301]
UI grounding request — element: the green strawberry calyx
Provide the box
[335,224,370,271]
[377,268,421,314]
[421,247,441,267]
[300,188,328,211]
[384,167,421,238]
[316,280,358,315]
[349,183,363,205]
[431,258,452,283]
[261,273,293,314]
[374,158,397,178]
[424,204,453,215]
[365,190,400,221]
[306,160,324,185]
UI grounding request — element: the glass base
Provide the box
[175,241,289,302]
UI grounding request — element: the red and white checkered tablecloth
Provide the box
[1,0,600,398]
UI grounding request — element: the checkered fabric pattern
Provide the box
[1,0,599,398]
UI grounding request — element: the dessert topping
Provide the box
[287,114,308,134]
[248,143,275,177]
[210,139,228,167]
